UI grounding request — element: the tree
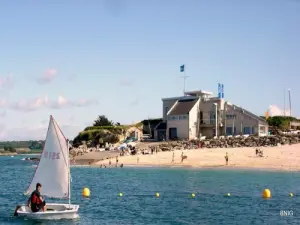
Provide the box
[93,115,114,126]
[4,145,16,152]
[8,146,16,152]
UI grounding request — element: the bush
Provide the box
[4,146,16,152]
[267,116,299,130]
[103,134,119,144]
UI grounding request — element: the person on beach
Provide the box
[171,152,175,163]
[116,156,119,165]
[27,183,47,212]
[109,160,111,166]
[225,152,229,165]
[181,152,187,163]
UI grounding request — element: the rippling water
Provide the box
[0,155,300,224]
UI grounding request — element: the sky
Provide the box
[0,0,299,141]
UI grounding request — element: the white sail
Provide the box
[25,116,70,199]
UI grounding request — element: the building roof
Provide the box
[168,99,198,115]
[155,122,167,130]
[184,90,213,96]
[230,104,268,124]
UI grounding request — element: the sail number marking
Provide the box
[43,151,60,160]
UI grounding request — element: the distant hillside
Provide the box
[0,140,44,149]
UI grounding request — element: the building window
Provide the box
[179,116,182,120]
[182,115,187,120]
[172,116,177,120]
[243,127,251,134]
[226,114,236,120]
[259,126,265,133]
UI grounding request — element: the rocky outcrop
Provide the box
[144,134,300,152]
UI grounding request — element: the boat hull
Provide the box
[15,203,79,220]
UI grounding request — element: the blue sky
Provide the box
[0,0,299,140]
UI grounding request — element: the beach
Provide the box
[82,143,300,171]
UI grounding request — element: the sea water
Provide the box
[0,156,299,225]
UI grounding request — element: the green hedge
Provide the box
[267,116,300,130]
[73,129,120,146]
[84,125,139,131]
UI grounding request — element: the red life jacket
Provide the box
[31,191,42,204]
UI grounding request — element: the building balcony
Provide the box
[199,120,217,127]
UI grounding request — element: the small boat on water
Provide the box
[14,115,79,220]
[21,157,40,162]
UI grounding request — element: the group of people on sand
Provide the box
[99,156,124,168]
[170,151,229,165]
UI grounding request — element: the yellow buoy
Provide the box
[119,192,123,197]
[156,193,160,197]
[289,193,294,197]
[191,193,196,198]
[82,187,90,198]
[262,189,271,198]
[226,193,230,197]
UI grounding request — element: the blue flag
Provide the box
[221,84,224,98]
[180,65,184,72]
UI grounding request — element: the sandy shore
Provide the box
[73,151,120,165]
[89,143,300,171]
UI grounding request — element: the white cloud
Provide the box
[0,123,83,141]
[0,99,7,107]
[0,74,13,90]
[36,68,57,84]
[48,96,71,109]
[268,105,291,116]
[0,111,6,117]
[11,96,48,111]
[9,95,98,111]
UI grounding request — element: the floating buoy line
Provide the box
[81,188,294,199]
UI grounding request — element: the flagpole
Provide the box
[288,88,291,117]
[183,70,186,95]
[284,88,286,117]
[180,64,188,96]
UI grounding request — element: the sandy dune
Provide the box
[92,143,300,171]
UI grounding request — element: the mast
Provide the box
[67,140,71,208]
[284,89,286,116]
[288,89,292,117]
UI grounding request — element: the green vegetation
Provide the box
[0,141,44,154]
[267,116,300,130]
[73,115,142,147]
[0,141,44,149]
[3,146,16,152]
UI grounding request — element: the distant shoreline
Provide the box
[90,163,300,172]
[0,152,41,156]
[0,152,17,156]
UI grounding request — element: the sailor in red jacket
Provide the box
[27,183,47,212]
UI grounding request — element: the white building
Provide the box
[154,90,268,140]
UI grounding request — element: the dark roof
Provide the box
[155,122,166,130]
[168,99,198,115]
[232,104,267,124]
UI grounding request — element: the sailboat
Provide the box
[14,115,79,219]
